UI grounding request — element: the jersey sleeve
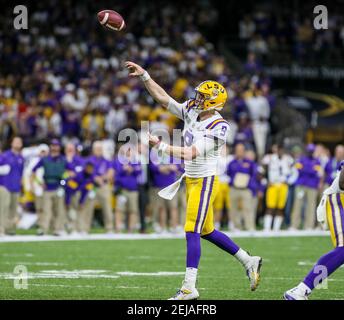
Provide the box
[194,121,230,156]
[167,98,188,120]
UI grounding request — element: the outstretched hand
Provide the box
[125,61,145,77]
[148,132,160,147]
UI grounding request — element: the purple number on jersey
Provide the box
[184,130,194,146]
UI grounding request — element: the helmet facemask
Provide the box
[194,91,207,110]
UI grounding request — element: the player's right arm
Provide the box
[125,61,187,120]
[125,61,171,107]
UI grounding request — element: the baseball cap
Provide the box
[50,139,61,146]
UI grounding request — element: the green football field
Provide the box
[0,236,343,300]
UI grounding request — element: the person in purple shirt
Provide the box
[0,137,24,236]
[31,139,67,236]
[227,143,257,231]
[290,144,323,230]
[114,146,142,233]
[64,142,84,233]
[324,145,344,187]
[86,141,114,233]
[149,150,183,233]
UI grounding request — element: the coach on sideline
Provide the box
[0,137,24,236]
[31,139,67,236]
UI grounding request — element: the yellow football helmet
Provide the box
[193,80,227,111]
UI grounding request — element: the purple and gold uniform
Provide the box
[167,98,231,236]
[65,171,96,206]
[322,161,344,247]
[285,161,344,298]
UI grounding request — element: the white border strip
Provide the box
[0,230,330,243]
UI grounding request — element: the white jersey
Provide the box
[217,154,233,183]
[168,98,230,178]
[317,168,344,227]
[324,171,344,195]
[263,153,293,184]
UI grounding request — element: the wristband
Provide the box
[158,141,169,154]
[140,71,151,82]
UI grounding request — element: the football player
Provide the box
[125,61,262,300]
[284,161,344,300]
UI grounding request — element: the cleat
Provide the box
[245,256,262,291]
[284,287,309,300]
[168,287,199,300]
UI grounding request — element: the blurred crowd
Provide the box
[238,2,344,64]
[0,1,275,160]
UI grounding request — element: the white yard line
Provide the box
[117,271,185,277]
[2,262,65,266]
[0,230,330,243]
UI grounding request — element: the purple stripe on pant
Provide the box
[336,193,344,241]
[200,176,215,232]
[329,195,339,246]
[194,177,207,233]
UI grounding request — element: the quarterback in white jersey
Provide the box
[125,61,262,300]
[168,97,230,178]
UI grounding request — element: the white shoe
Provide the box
[245,256,263,291]
[168,287,199,300]
[284,286,309,300]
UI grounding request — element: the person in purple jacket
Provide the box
[86,141,114,233]
[114,146,142,233]
[324,145,344,187]
[227,143,257,231]
[149,149,184,233]
[290,144,323,230]
[0,137,24,236]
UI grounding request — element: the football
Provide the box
[97,9,126,31]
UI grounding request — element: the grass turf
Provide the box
[0,236,342,300]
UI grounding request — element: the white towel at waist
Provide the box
[158,173,186,200]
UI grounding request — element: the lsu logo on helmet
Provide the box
[193,80,228,111]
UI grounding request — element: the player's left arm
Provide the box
[148,123,229,160]
[148,133,198,161]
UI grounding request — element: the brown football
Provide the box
[97,10,126,31]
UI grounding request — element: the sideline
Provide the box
[0,230,329,243]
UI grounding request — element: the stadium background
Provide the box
[0,0,344,300]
